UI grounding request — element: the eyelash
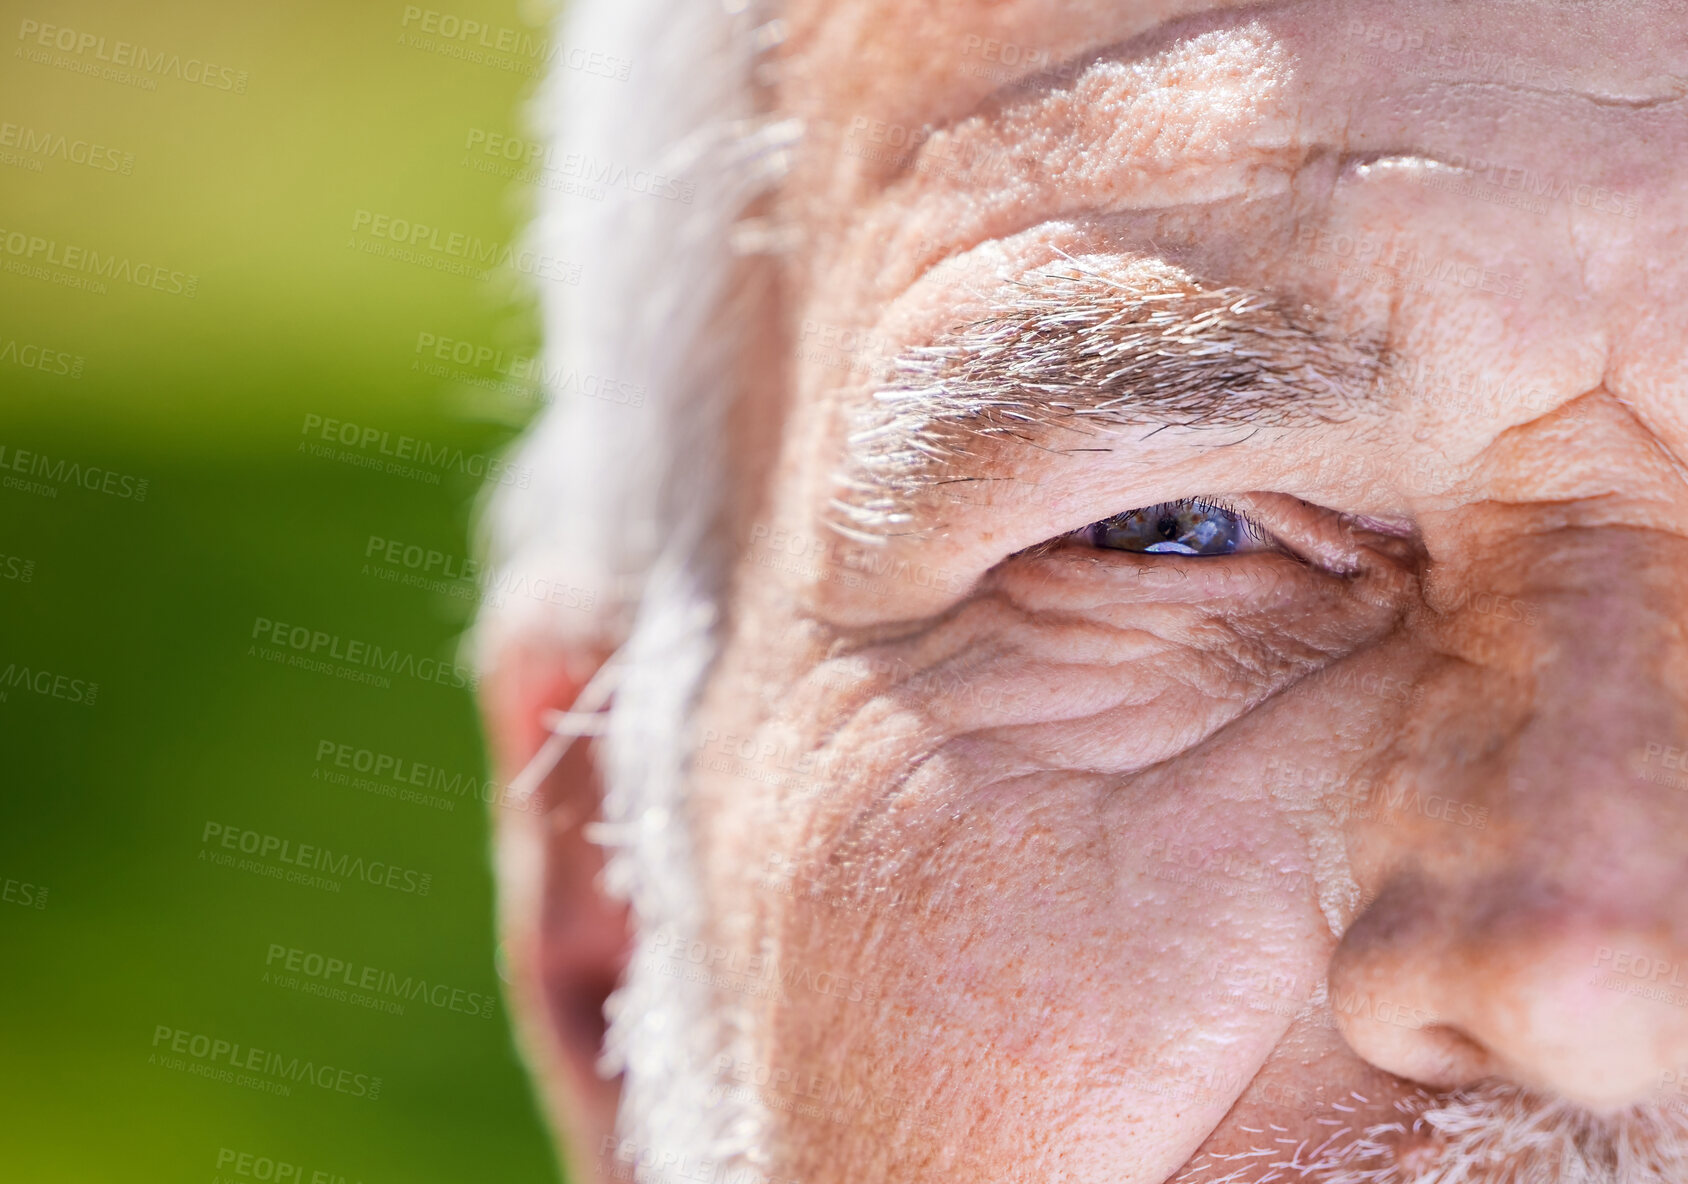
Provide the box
[1078,496,1278,556]
[1167,497,1272,542]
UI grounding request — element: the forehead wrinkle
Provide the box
[828,259,1385,540]
[866,8,1301,188]
[777,0,1295,172]
[797,21,1314,362]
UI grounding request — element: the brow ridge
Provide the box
[830,258,1384,540]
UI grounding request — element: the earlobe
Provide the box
[482,638,628,1184]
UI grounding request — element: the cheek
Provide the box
[694,555,1420,1178]
[757,763,1334,1183]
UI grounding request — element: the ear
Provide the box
[481,636,627,1184]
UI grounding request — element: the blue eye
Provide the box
[1085,498,1260,556]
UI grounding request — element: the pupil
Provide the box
[1157,515,1178,539]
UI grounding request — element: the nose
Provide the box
[1327,522,1688,1113]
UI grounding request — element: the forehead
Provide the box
[775,0,1688,185]
[768,0,1688,479]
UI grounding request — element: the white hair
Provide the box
[476,0,794,1177]
[1179,1082,1688,1183]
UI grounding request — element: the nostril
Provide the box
[1331,872,1688,1111]
[1402,1023,1503,1088]
[1327,990,1503,1092]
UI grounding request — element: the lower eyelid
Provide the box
[1002,540,1327,606]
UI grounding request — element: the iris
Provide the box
[1086,499,1257,556]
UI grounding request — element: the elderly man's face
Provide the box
[558,1,1688,1181]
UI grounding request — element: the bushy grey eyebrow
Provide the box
[830,260,1387,540]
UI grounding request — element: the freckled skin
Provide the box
[679,1,1688,1181]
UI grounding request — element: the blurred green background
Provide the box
[0,2,571,1180]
